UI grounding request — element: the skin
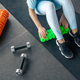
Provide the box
[59,13,78,43]
[59,13,78,34]
[59,13,68,30]
[28,7,78,44]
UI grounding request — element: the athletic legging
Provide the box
[36,0,77,40]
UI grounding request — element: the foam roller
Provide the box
[0,9,9,36]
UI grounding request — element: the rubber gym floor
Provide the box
[0,0,80,80]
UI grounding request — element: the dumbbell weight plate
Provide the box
[21,53,28,59]
[26,42,31,49]
[11,46,15,53]
[16,69,23,75]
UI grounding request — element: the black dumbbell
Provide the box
[16,53,28,75]
[11,42,31,53]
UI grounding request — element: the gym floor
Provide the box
[0,0,80,80]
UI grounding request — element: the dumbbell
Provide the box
[11,42,31,53]
[16,53,28,75]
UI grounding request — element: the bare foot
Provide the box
[59,13,68,29]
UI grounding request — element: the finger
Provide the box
[43,34,46,39]
[39,33,42,37]
[65,23,68,29]
[62,23,67,30]
[39,32,42,38]
[44,29,47,34]
[42,32,46,39]
[62,23,65,29]
[59,21,61,26]
[64,25,66,30]
[46,31,47,34]
[63,24,68,29]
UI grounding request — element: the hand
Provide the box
[59,13,68,29]
[38,27,47,39]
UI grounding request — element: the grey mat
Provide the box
[0,3,77,80]
[72,0,80,14]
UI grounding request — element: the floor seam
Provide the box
[0,30,27,49]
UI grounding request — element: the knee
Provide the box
[46,2,55,11]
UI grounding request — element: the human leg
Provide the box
[55,0,80,47]
[36,1,73,58]
[36,1,63,41]
[55,0,77,30]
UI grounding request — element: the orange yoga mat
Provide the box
[0,9,9,36]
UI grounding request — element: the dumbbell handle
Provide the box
[15,45,27,51]
[19,57,26,70]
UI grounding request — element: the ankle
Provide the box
[58,38,65,44]
[72,28,78,34]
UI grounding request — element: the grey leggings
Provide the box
[36,0,77,40]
